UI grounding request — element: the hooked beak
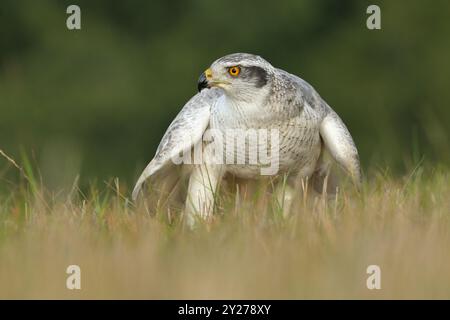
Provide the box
[197,68,213,92]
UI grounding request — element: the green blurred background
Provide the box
[0,0,449,191]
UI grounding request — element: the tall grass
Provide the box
[0,151,449,299]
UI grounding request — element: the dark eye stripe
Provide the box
[245,66,268,88]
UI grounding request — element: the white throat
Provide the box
[211,87,274,129]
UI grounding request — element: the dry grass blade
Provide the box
[0,149,28,181]
[0,165,449,299]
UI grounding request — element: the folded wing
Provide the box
[319,110,362,188]
[132,88,223,200]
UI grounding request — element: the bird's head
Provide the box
[198,53,274,102]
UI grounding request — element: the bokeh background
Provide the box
[1,0,449,191]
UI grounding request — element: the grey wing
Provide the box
[279,69,361,188]
[132,88,223,200]
[275,68,329,117]
[319,109,362,188]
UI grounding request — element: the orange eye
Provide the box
[228,66,241,77]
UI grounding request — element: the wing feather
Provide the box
[132,88,223,200]
[320,110,362,188]
[278,69,361,187]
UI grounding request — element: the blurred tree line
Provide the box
[0,0,449,190]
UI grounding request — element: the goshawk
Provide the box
[133,53,361,224]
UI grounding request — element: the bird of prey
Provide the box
[132,53,361,225]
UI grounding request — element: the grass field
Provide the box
[0,151,449,299]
